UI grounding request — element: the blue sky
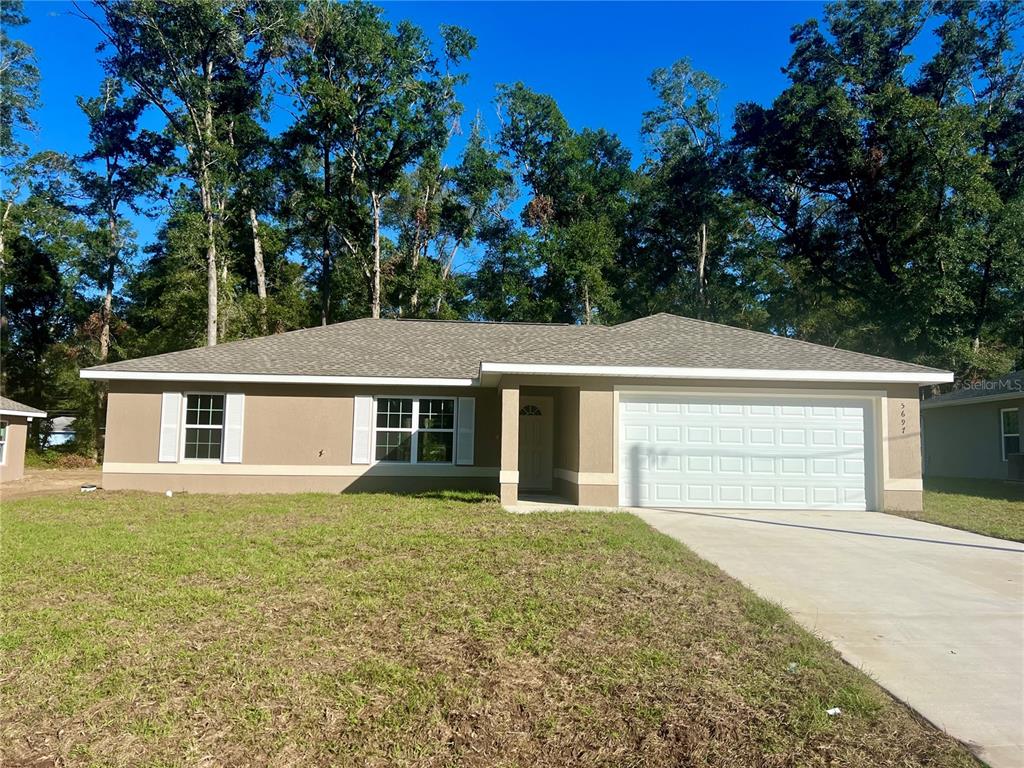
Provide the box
[21,1,823,252]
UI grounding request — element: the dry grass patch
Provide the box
[2,491,978,767]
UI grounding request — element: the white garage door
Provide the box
[619,394,874,510]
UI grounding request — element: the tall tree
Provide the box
[635,60,734,318]
[732,0,1023,376]
[496,83,633,323]
[387,117,514,317]
[77,79,170,364]
[0,0,40,269]
[283,1,473,319]
[280,0,360,326]
[0,190,88,447]
[76,0,294,345]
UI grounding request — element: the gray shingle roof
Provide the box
[0,395,46,415]
[82,313,948,380]
[923,370,1024,407]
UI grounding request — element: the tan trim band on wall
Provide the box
[883,478,924,491]
[103,462,499,478]
[553,468,617,485]
[499,470,519,484]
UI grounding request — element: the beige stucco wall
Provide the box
[104,381,501,495]
[885,385,922,480]
[555,386,579,473]
[0,416,30,484]
[923,397,1023,480]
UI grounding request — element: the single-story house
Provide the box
[922,370,1023,480]
[80,313,951,512]
[0,396,48,483]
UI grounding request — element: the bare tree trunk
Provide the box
[696,221,708,314]
[972,248,995,353]
[200,62,219,347]
[203,198,219,346]
[320,247,331,326]
[434,241,459,315]
[583,282,592,324]
[92,213,119,462]
[410,244,420,315]
[409,185,433,315]
[371,191,382,319]
[219,254,229,343]
[321,143,332,326]
[0,200,9,271]
[249,206,268,333]
[99,208,118,363]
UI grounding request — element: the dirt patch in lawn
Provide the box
[2,492,979,767]
[0,468,102,502]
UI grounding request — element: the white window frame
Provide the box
[1000,407,1020,462]
[180,392,227,463]
[372,395,456,465]
[0,420,7,465]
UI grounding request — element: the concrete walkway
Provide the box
[632,507,1024,768]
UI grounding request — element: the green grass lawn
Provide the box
[888,477,1024,542]
[2,492,977,767]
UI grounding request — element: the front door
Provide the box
[518,396,553,492]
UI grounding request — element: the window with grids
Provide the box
[0,421,7,464]
[374,397,455,464]
[184,394,225,460]
[1002,408,1020,461]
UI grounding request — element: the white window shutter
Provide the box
[352,396,373,464]
[222,393,245,463]
[158,392,182,462]
[456,397,475,465]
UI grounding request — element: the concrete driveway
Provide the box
[632,507,1024,768]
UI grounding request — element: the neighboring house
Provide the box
[0,396,48,484]
[79,313,951,512]
[922,371,1024,480]
[46,416,77,448]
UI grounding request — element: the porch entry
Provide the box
[518,395,553,491]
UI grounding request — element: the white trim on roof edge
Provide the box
[79,365,953,386]
[479,362,952,385]
[921,390,1024,409]
[0,407,47,418]
[79,370,477,387]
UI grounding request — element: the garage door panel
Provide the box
[718,455,743,473]
[619,394,872,511]
[717,485,744,503]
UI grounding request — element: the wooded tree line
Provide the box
[1,0,1021,455]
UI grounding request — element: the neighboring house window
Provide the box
[0,421,7,464]
[183,394,225,460]
[1001,408,1020,461]
[374,397,455,464]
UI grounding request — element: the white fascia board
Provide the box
[0,408,47,418]
[79,369,477,387]
[922,391,1024,409]
[479,362,953,385]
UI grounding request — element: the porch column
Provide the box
[499,383,520,506]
